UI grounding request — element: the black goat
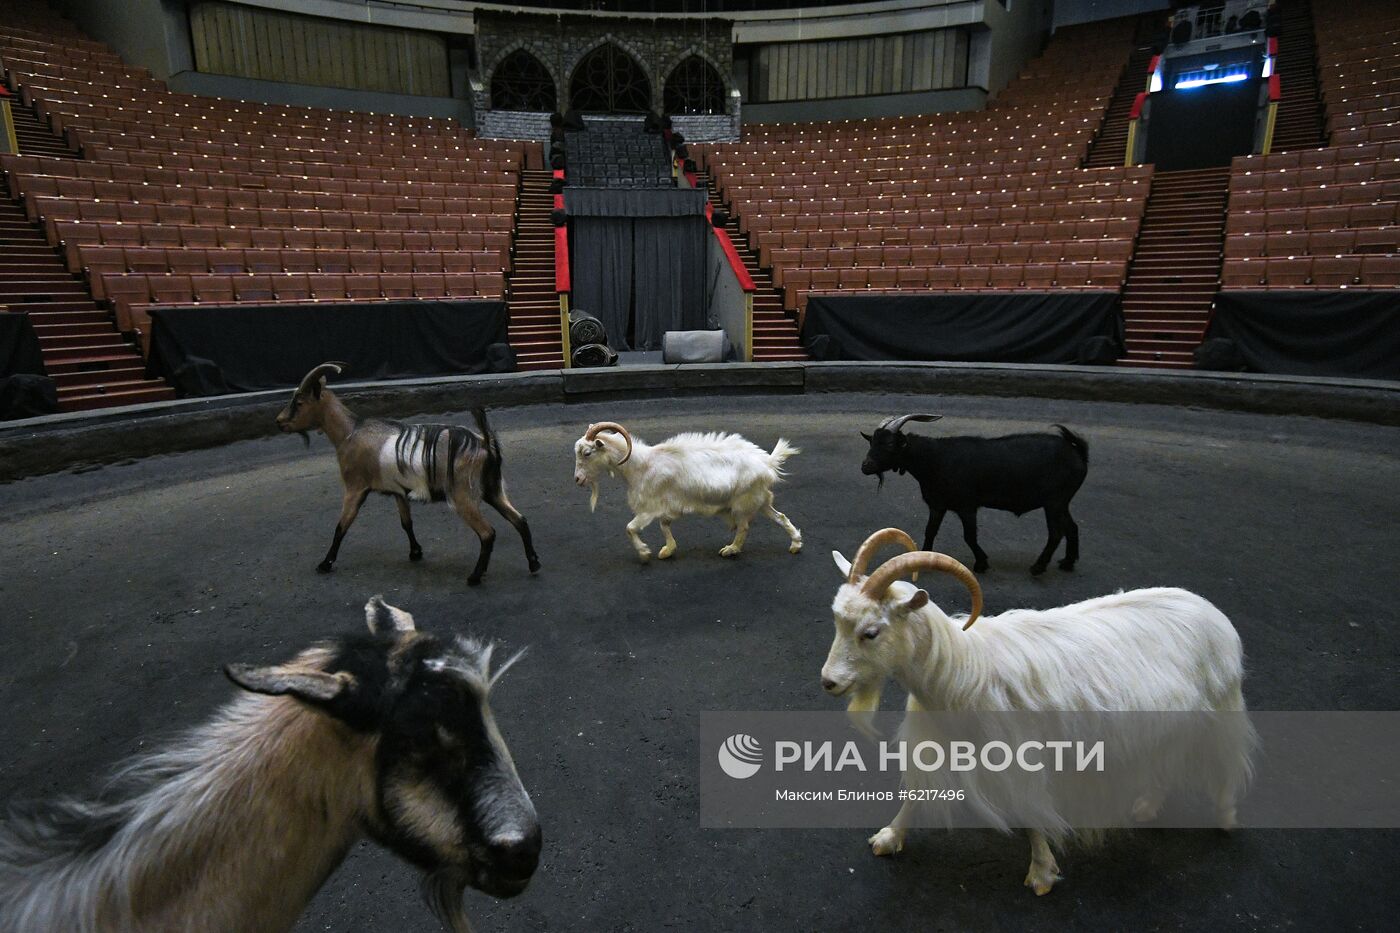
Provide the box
[860,414,1089,575]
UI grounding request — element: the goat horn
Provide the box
[878,413,943,433]
[861,551,983,631]
[298,361,346,394]
[583,421,633,464]
[847,527,918,584]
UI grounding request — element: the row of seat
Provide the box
[34,198,515,236]
[728,181,1147,217]
[752,220,1140,265]
[20,182,515,220]
[1228,181,1400,211]
[1,155,516,197]
[70,128,511,165]
[744,202,1144,235]
[1220,255,1400,288]
[767,240,1135,284]
[783,262,1129,309]
[1228,160,1400,191]
[722,165,1151,201]
[84,145,514,179]
[1225,202,1399,234]
[78,247,507,298]
[53,222,510,273]
[1224,227,1399,258]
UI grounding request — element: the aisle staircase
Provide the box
[1085,44,1158,168]
[1269,0,1327,152]
[698,171,808,362]
[1117,166,1230,368]
[503,169,566,371]
[1,94,173,409]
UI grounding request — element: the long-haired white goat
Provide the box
[822,528,1257,895]
[572,421,803,561]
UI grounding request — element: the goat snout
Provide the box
[821,676,849,696]
[487,826,541,881]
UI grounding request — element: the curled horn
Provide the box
[583,421,633,464]
[297,361,346,395]
[861,551,984,631]
[847,527,918,584]
[878,413,943,434]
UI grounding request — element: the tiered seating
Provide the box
[1221,0,1400,289]
[697,17,1148,312]
[0,9,525,352]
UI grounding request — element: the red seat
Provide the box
[191,274,235,304]
[345,274,382,299]
[233,274,275,302]
[273,273,312,301]
[380,274,413,298]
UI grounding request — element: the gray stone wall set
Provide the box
[473,11,739,141]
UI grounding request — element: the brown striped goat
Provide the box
[0,596,541,933]
[277,362,540,585]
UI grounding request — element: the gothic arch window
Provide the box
[664,55,725,116]
[569,43,651,114]
[490,50,557,112]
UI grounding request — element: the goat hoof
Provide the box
[409,549,423,562]
[974,561,989,574]
[316,562,334,574]
[789,541,803,554]
[467,576,483,587]
[636,548,652,562]
[1058,559,1075,572]
[1024,867,1060,896]
[868,827,905,856]
[658,545,676,560]
[528,559,541,573]
[719,545,741,558]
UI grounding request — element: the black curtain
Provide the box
[566,188,709,352]
[800,292,1124,364]
[634,216,708,348]
[146,301,510,394]
[1,313,47,377]
[570,216,635,349]
[1208,291,1400,379]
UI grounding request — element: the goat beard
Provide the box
[297,430,311,448]
[588,481,599,513]
[845,683,884,740]
[422,867,474,933]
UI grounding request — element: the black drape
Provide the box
[571,217,635,349]
[1208,291,1400,379]
[634,216,708,348]
[146,301,510,395]
[800,292,1124,364]
[1,313,47,377]
[566,188,710,351]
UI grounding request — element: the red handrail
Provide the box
[704,202,754,292]
[552,169,569,294]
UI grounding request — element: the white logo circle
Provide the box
[718,733,763,779]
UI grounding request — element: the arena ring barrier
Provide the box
[1,361,1397,482]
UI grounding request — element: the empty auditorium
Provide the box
[1,2,1396,932]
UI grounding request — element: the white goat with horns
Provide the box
[0,596,540,933]
[572,421,803,561]
[822,528,1257,896]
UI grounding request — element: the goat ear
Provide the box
[859,431,872,442]
[365,594,416,634]
[224,663,352,703]
[903,590,930,612]
[832,550,853,578]
[310,377,326,399]
[593,438,605,450]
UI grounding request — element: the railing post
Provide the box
[0,97,18,155]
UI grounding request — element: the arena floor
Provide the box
[2,392,1397,932]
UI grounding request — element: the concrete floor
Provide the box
[1,392,1397,932]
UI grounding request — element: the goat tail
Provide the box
[768,438,800,475]
[472,406,504,498]
[1052,424,1088,465]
